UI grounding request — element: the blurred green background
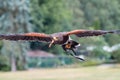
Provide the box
[0,0,120,72]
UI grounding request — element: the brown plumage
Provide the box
[0,32,52,42]
[0,29,119,61]
[0,29,119,44]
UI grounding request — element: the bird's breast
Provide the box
[54,36,69,45]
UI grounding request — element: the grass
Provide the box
[0,66,120,80]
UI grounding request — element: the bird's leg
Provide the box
[71,48,77,55]
[49,39,55,47]
[70,48,85,61]
[63,48,84,61]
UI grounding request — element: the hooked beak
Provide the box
[49,37,58,47]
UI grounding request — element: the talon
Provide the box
[65,44,71,49]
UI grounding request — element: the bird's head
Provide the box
[49,36,60,47]
[53,37,59,41]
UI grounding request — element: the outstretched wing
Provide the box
[0,32,52,42]
[65,29,120,37]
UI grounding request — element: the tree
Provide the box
[0,0,32,71]
[78,0,120,60]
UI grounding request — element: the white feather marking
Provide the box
[75,44,81,48]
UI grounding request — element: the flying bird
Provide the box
[0,29,120,61]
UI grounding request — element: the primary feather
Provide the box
[66,30,120,37]
[0,33,52,42]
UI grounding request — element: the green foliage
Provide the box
[112,49,120,62]
[71,0,120,61]
[79,0,119,28]
[0,55,10,71]
[30,0,72,33]
[91,47,110,59]
[80,59,103,66]
[0,0,32,71]
[27,56,75,68]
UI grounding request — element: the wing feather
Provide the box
[65,30,120,37]
[0,32,52,42]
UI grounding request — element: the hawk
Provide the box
[0,29,120,61]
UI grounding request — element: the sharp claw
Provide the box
[75,56,85,61]
[70,48,85,61]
